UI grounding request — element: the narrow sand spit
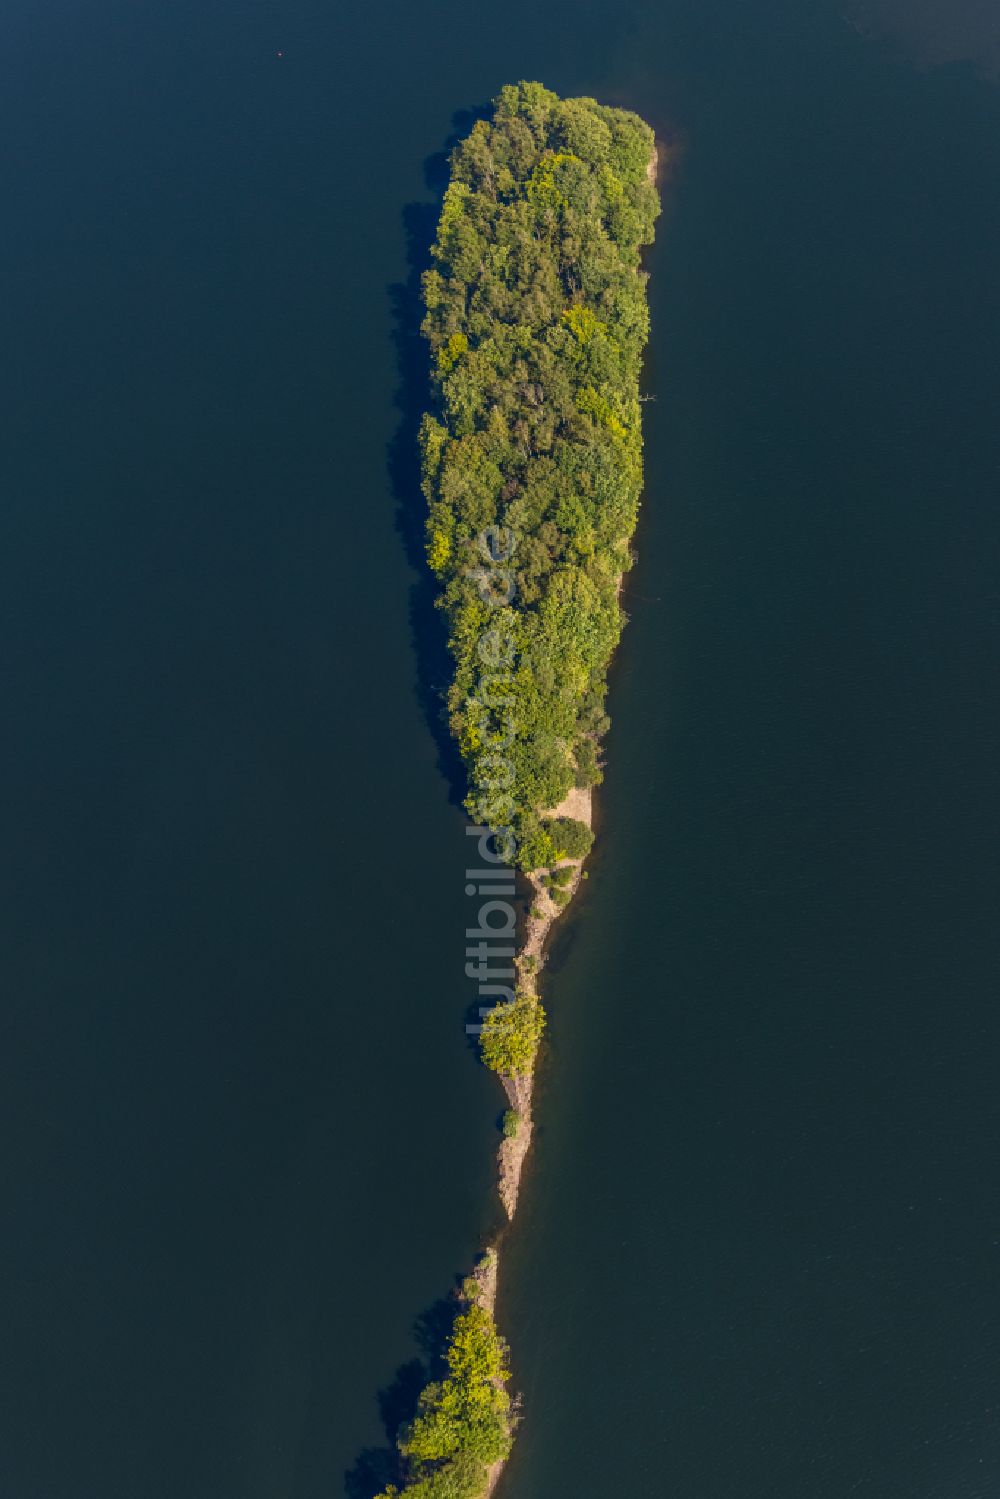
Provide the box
[471,1246,499,1317]
[495,784,593,1221]
[484,789,594,1496]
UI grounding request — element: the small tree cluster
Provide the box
[480,991,546,1078]
[374,1286,512,1499]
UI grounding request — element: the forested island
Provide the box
[421,80,659,871]
[374,81,658,1499]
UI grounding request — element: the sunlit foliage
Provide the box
[373,1280,511,1499]
[420,82,658,871]
[480,991,546,1078]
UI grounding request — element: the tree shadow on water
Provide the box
[387,105,491,811]
[343,1295,461,1499]
[343,1359,423,1499]
[347,103,495,1499]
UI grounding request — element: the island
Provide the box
[374,80,659,1499]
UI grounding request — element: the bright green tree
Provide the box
[480,992,546,1077]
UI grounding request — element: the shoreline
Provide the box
[478,135,661,1499]
[495,782,594,1220]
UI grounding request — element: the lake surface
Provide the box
[2,1,999,1497]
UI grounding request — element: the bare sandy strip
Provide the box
[495,784,593,1221]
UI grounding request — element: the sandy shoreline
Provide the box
[495,782,593,1219]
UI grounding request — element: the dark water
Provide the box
[2,2,999,1497]
[852,0,1000,76]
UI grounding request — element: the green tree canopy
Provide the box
[421,81,658,872]
[480,992,546,1078]
[374,1276,511,1499]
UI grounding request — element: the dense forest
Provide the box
[421,80,659,871]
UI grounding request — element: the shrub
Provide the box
[546,817,594,861]
[502,1109,521,1139]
